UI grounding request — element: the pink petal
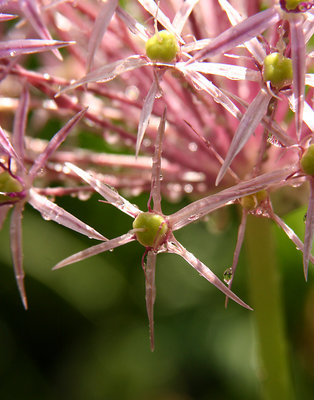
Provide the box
[144,250,157,351]
[12,85,29,171]
[10,203,27,309]
[0,13,18,21]
[193,7,279,61]
[304,178,314,280]
[216,88,272,186]
[167,238,252,310]
[136,79,159,157]
[290,16,306,140]
[0,125,22,162]
[65,163,140,218]
[169,167,296,231]
[116,6,149,41]
[53,232,135,270]
[217,0,266,64]
[86,0,118,72]
[0,205,10,229]
[29,108,87,180]
[172,0,200,35]
[0,39,74,58]
[28,189,106,241]
[19,0,63,60]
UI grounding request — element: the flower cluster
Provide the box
[0,0,313,349]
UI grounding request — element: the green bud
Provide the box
[284,0,302,10]
[0,171,23,203]
[145,30,178,63]
[133,212,168,248]
[263,53,293,89]
[240,190,268,211]
[300,145,314,176]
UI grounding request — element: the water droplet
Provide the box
[42,214,52,221]
[9,51,16,57]
[43,73,50,80]
[188,142,198,152]
[187,214,199,222]
[223,267,232,284]
[78,191,92,201]
[184,184,193,193]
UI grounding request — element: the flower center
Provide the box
[0,171,23,203]
[133,212,168,248]
[240,190,268,211]
[262,52,293,90]
[145,30,178,63]
[300,145,314,176]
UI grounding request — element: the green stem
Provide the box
[245,215,294,400]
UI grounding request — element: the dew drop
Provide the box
[188,142,198,152]
[223,267,232,284]
[78,191,92,201]
[187,214,199,222]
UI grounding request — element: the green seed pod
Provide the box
[300,144,314,176]
[145,30,178,63]
[133,212,168,248]
[262,52,293,89]
[240,190,268,211]
[0,171,23,203]
[284,0,302,10]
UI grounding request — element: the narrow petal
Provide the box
[10,203,27,309]
[288,96,314,132]
[0,204,10,229]
[57,56,149,95]
[169,167,295,231]
[137,0,184,43]
[193,7,279,61]
[271,211,314,266]
[150,108,166,213]
[290,16,306,140]
[28,189,107,241]
[12,85,29,170]
[172,0,199,35]
[144,250,157,351]
[225,209,247,308]
[167,238,252,310]
[0,13,18,21]
[217,0,266,64]
[19,0,63,60]
[305,74,314,87]
[28,108,87,180]
[186,71,242,119]
[0,39,74,59]
[116,6,149,41]
[304,178,314,280]
[65,162,140,217]
[181,61,260,81]
[216,88,272,185]
[86,0,118,72]
[136,79,158,157]
[53,232,135,270]
[0,125,22,163]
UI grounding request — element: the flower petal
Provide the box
[216,88,272,186]
[172,0,199,35]
[53,232,135,270]
[65,162,140,217]
[304,178,314,280]
[144,250,157,351]
[28,189,107,241]
[167,238,252,310]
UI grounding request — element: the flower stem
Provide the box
[245,215,294,400]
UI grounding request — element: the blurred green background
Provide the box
[0,192,313,400]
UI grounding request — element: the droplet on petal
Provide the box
[262,52,292,89]
[223,267,233,284]
[145,30,178,63]
[300,144,314,175]
[0,172,23,203]
[133,212,168,248]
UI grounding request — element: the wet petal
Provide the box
[304,178,314,280]
[0,39,74,58]
[65,162,140,217]
[167,238,252,310]
[290,16,306,140]
[172,0,199,35]
[144,250,157,351]
[169,167,296,231]
[0,125,22,163]
[28,189,106,241]
[29,108,87,180]
[53,232,135,270]
[86,0,118,72]
[193,7,279,61]
[0,13,17,21]
[19,0,63,60]
[10,203,27,309]
[216,88,272,185]
[116,6,149,41]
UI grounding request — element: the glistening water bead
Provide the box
[145,30,178,63]
[133,212,168,248]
